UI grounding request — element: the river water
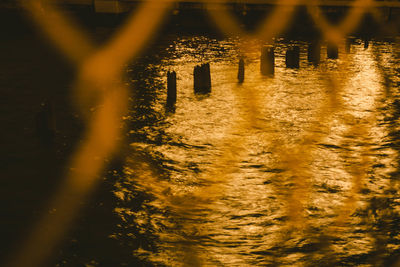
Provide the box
[2,9,400,266]
[103,36,400,266]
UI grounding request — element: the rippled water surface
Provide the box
[96,36,400,266]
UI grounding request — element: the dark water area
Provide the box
[1,6,400,267]
[0,12,81,267]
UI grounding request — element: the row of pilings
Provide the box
[35,39,366,147]
[165,39,368,111]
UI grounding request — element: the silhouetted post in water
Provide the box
[364,37,369,49]
[308,41,320,65]
[36,100,55,148]
[286,46,300,68]
[260,46,274,76]
[194,63,211,94]
[345,37,352,53]
[327,43,338,59]
[238,58,244,83]
[285,48,291,68]
[166,71,177,109]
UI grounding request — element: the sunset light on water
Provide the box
[1,1,400,266]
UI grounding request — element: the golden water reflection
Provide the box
[115,37,400,266]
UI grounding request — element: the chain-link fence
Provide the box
[3,0,400,266]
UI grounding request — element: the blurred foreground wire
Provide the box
[6,0,171,266]
[4,0,400,266]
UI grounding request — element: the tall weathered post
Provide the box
[285,48,291,68]
[166,71,177,109]
[307,41,320,65]
[286,45,300,68]
[194,63,211,94]
[238,58,244,83]
[364,37,369,49]
[345,37,352,53]
[327,42,339,59]
[260,46,274,76]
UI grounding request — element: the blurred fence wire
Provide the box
[5,0,400,266]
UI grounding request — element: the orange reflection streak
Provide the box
[205,1,308,231]
[203,0,379,240]
[335,119,371,225]
[310,50,378,259]
[270,51,347,229]
[7,1,171,266]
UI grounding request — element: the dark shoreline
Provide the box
[1,4,398,41]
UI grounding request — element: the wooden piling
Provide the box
[327,43,339,59]
[307,41,320,65]
[293,46,300,68]
[364,38,369,49]
[345,37,352,53]
[238,58,244,83]
[286,46,300,68]
[260,46,274,76]
[166,71,177,109]
[194,63,211,94]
